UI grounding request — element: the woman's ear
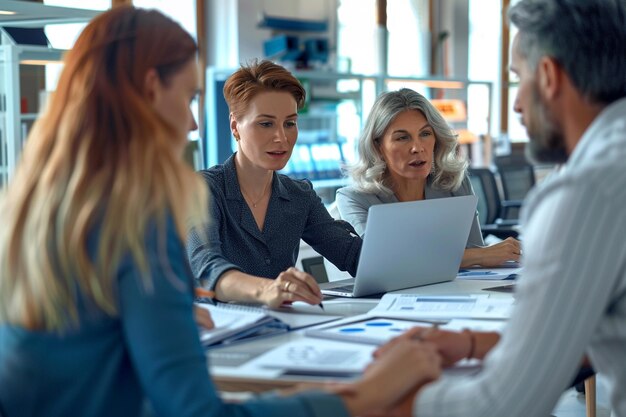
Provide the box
[374,142,385,162]
[144,68,161,104]
[230,113,240,140]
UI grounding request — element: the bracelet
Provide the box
[462,328,476,359]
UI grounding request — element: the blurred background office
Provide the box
[0,0,546,201]
[0,0,547,290]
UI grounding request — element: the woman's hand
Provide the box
[335,339,441,416]
[258,267,324,308]
[193,305,214,330]
[462,237,522,267]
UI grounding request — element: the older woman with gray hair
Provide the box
[336,88,520,267]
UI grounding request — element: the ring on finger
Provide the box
[284,281,291,292]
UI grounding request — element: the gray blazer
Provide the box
[336,175,485,248]
[187,154,362,290]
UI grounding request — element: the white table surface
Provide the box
[207,278,514,392]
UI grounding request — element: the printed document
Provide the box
[369,294,513,320]
[305,315,508,346]
[456,267,522,280]
[248,338,376,375]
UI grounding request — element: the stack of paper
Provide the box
[197,302,342,347]
[243,295,513,378]
[198,303,287,347]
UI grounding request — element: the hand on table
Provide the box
[332,339,441,416]
[464,237,522,267]
[259,267,323,309]
[193,305,215,330]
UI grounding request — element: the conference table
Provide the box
[206,278,515,393]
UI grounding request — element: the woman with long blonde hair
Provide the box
[0,7,440,417]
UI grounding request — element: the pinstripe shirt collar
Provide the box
[567,97,626,169]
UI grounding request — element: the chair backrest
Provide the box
[301,256,329,283]
[468,168,502,225]
[494,155,536,201]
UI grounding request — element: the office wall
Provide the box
[238,0,337,64]
[204,0,468,78]
[204,0,338,67]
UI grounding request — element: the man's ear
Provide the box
[144,68,161,104]
[537,56,562,101]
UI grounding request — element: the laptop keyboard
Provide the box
[327,284,354,292]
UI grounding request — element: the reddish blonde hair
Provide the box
[223,59,306,119]
[0,7,207,330]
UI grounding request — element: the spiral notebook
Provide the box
[197,302,342,347]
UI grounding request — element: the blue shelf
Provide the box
[258,14,328,32]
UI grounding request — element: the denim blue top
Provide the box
[0,216,350,417]
[187,154,362,290]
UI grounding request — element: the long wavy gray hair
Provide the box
[346,88,467,194]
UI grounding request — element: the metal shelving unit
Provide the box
[0,1,101,187]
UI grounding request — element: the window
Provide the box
[131,0,199,141]
[337,0,377,75]
[43,1,110,89]
[467,0,502,139]
[43,1,201,141]
[337,0,428,77]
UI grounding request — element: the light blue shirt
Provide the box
[415,98,626,417]
[336,175,485,248]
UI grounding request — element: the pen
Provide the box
[195,288,216,299]
[318,302,325,311]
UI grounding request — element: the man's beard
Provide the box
[524,82,569,164]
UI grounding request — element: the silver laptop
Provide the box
[320,195,478,297]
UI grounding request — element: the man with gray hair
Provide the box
[377,0,626,416]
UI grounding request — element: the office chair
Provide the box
[468,168,519,240]
[301,256,329,284]
[494,155,536,220]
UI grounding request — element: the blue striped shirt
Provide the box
[415,97,626,417]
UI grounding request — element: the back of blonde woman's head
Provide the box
[0,6,207,330]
